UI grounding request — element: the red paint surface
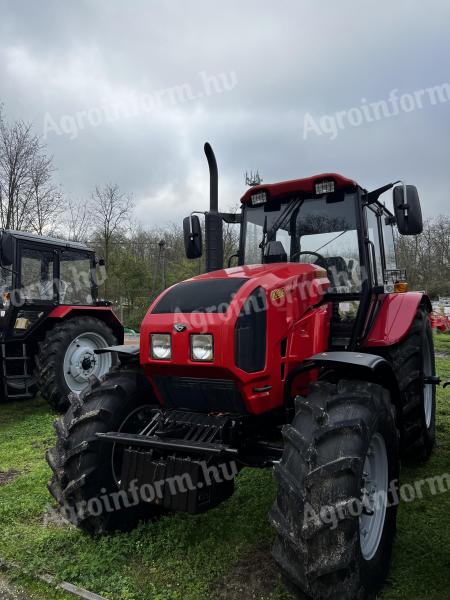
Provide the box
[431,314,450,333]
[47,305,123,341]
[364,292,427,347]
[140,264,330,414]
[240,173,358,204]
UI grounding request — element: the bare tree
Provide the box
[29,154,63,235]
[91,183,133,261]
[396,215,450,297]
[90,183,133,294]
[0,110,38,229]
[0,107,62,233]
[64,198,91,242]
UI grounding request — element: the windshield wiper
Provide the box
[259,197,304,251]
[313,229,349,254]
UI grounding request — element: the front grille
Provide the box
[155,376,246,413]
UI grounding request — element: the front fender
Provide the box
[364,292,431,348]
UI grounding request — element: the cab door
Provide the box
[8,244,58,339]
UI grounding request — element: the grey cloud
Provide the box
[1,0,449,226]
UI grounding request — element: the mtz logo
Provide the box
[173,323,187,332]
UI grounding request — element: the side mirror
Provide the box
[393,184,423,235]
[183,215,203,259]
[0,232,14,266]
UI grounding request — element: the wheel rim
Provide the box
[359,433,388,561]
[423,337,434,429]
[63,332,111,393]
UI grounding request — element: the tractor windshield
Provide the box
[242,192,362,292]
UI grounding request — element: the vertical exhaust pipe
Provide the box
[204,142,218,212]
[204,142,223,271]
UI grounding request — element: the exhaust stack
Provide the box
[204,142,218,213]
[204,142,223,272]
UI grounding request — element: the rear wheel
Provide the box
[36,317,117,412]
[46,366,163,534]
[384,308,436,460]
[270,379,399,600]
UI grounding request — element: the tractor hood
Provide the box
[140,264,330,414]
[144,263,329,320]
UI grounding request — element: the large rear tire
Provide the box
[36,317,117,412]
[384,308,436,460]
[46,366,163,534]
[270,379,399,600]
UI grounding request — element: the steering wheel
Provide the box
[291,250,326,266]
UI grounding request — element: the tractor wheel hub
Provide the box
[63,332,111,393]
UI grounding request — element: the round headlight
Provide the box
[191,334,214,361]
[151,333,171,360]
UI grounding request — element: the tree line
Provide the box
[1,106,449,328]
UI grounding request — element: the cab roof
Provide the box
[240,172,359,204]
[1,229,94,253]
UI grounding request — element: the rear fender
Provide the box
[364,292,431,348]
[46,306,124,343]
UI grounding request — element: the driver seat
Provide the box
[264,241,288,263]
[318,256,350,291]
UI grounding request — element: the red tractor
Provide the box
[47,145,438,600]
[431,313,450,333]
[0,230,123,410]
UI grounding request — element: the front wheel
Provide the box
[270,380,400,600]
[46,367,163,534]
[36,317,118,412]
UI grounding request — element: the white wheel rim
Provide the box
[63,332,111,393]
[359,433,388,561]
[423,339,433,429]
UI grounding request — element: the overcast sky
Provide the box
[1,0,449,227]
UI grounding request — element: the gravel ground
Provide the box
[0,577,32,600]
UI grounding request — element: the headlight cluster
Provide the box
[190,334,214,362]
[151,333,214,362]
[151,334,172,360]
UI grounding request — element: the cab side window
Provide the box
[382,216,397,271]
[59,251,94,305]
[20,248,54,301]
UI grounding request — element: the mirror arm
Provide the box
[188,211,205,238]
[366,180,401,205]
[399,180,408,217]
[220,212,241,224]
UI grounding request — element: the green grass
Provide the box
[433,330,450,354]
[0,354,449,600]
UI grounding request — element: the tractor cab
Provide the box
[0,230,98,339]
[184,158,424,351]
[0,230,122,406]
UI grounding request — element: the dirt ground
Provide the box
[0,471,18,486]
[0,577,33,600]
